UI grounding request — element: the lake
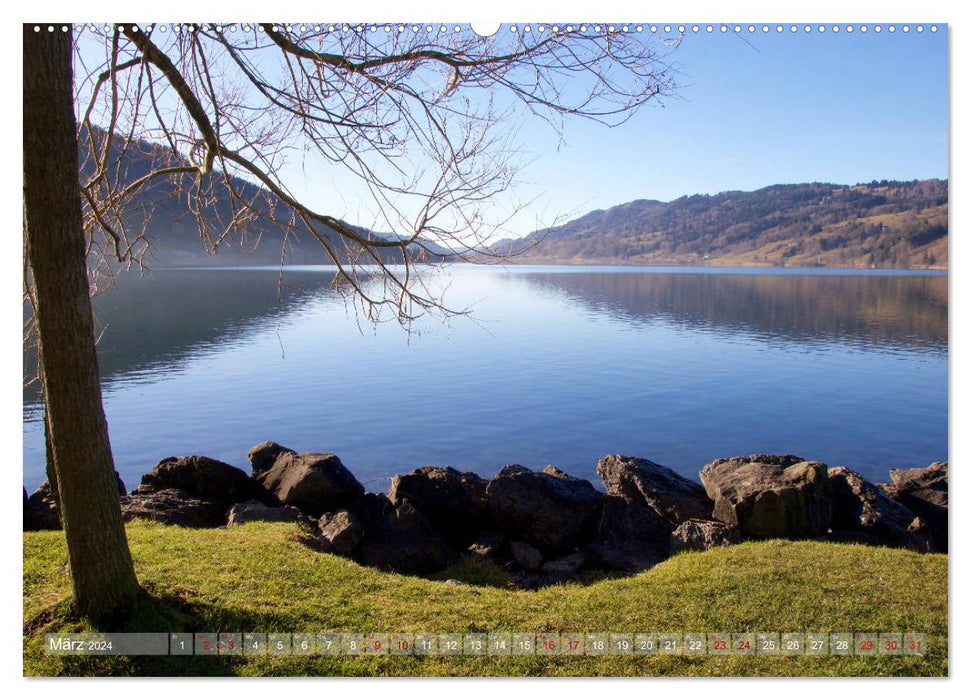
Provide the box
[22,265,948,493]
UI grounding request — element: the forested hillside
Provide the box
[78,128,444,266]
[495,180,947,268]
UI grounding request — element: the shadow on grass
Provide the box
[23,582,335,676]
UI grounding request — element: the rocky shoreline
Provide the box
[23,445,948,588]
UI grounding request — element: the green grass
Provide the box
[23,520,947,677]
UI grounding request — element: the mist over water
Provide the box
[22,265,947,493]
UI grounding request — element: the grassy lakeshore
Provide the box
[23,521,947,677]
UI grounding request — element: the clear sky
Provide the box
[273,24,948,239]
[69,22,948,241]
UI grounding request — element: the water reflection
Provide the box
[517,270,947,354]
[24,268,338,405]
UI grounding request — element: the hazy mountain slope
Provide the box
[78,128,446,267]
[496,180,947,268]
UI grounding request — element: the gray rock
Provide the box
[255,451,364,518]
[347,492,394,523]
[318,509,364,556]
[24,481,61,531]
[24,473,126,531]
[542,465,572,479]
[247,441,295,475]
[140,455,272,506]
[903,516,937,554]
[585,495,671,573]
[120,488,227,527]
[670,519,742,555]
[890,462,948,552]
[598,454,714,526]
[510,540,543,571]
[699,454,831,539]
[876,483,899,500]
[828,467,922,546]
[388,466,491,548]
[355,500,457,575]
[541,552,586,579]
[227,500,306,526]
[486,465,602,554]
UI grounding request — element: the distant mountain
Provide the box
[79,128,447,267]
[494,180,947,268]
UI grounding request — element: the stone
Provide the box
[120,488,227,527]
[486,465,603,554]
[876,483,899,500]
[510,540,543,571]
[247,441,295,475]
[699,454,831,539]
[388,466,491,548]
[226,500,306,526]
[24,473,126,531]
[540,552,586,579]
[669,519,742,555]
[346,492,394,523]
[903,517,937,554]
[584,495,671,572]
[24,481,61,531]
[467,532,507,561]
[828,467,921,545]
[254,451,364,518]
[542,465,572,479]
[354,500,457,575]
[140,456,272,506]
[598,454,714,526]
[317,509,364,556]
[890,462,948,552]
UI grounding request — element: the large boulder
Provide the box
[585,495,671,573]
[227,500,306,526]
[24,473,126,531]
[346,492,395,523]
[699,454,831,539]
[890,462,948,552]
[120,488,226,527]
[354,500,457,575]
[486,465,603,555]
[247,441,295,475]
[388,466,491,548]
[828,467,926,548]
[318,509,365,556]
[670,519,742,555]
[140,456,272,506]
[24,481,61,531]
[597,454,713,526]
[254,451,364,518]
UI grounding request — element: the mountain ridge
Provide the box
[493,179,948,269]
[78,127,447,267]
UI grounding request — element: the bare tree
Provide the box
[24,22,677,619]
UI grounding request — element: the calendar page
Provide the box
[20,0,950,684]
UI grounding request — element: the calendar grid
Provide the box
[45,632,926,657]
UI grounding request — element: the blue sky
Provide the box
[276,24,949,238]
[510,25,948,233]
[69,22,949,240]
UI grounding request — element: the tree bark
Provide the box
[23,24,139,620]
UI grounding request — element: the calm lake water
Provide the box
[22,265,948,493]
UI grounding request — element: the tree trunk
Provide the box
[23,24,139,620]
